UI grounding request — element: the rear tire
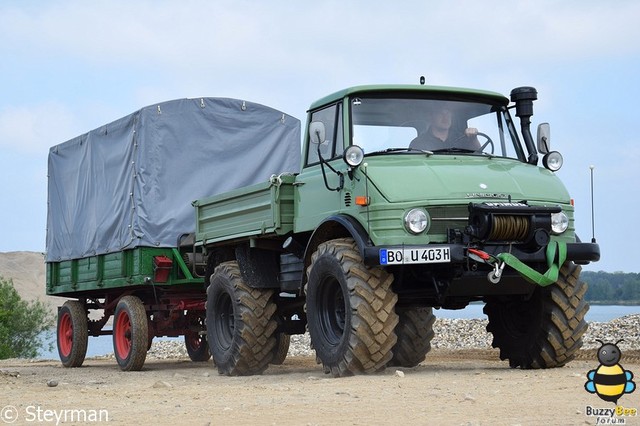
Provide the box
[184,312,211,362]
[484,262,589,368]
[57,300,88,368]
[305,238,398,377]
[388,307,435,368]
[270,333,291,365]
[113,296,148,371]
[206,261,277,376]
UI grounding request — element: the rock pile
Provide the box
[143,314,640,360]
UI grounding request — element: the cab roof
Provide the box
[308,84,509,111]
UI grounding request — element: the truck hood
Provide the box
[363,155,570,204]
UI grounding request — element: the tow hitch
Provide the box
[489,261,506,284]
[467,248,505,284]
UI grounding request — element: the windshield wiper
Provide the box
[430,147,476,154]
[367,147,434,155]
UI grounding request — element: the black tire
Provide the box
[113,295,149,371]
[184,312,211,362]
[484,261,589,368]
[388,307,435,368]
[206,261,277,376]
[57,300,88,368]
[305,238,398,377]
[270,333,291,365]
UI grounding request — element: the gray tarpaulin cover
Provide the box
[46,98,301,262]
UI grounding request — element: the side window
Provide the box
[306,103,343,165]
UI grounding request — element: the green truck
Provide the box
[47,84,600,377]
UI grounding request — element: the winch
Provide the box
[466,201,561,247]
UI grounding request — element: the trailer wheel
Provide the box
[270,333,290,365]
[484,261,589,369]
[113,295,148,371]
[388,307,435,368]
[206,261,277,376]
[184,312,211,362]
[57,300,88,368]
[305,238,398,377]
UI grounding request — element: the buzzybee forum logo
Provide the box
[585,339,636,403]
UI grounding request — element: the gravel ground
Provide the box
[143,314,640,360]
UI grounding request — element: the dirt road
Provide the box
[2,349,638,425]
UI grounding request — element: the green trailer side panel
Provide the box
[195,175,295,246]
[77,257,99,283]
[46,247,202,296]
[104,252,124,279]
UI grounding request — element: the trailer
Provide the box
[46,97,300,370]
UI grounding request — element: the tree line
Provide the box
[582,271,640,304]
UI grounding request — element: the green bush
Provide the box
[0,276,54,359]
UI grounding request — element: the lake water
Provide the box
[37,304,639,360]
[435,303,639,322]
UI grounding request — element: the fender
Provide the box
[303,214,371,274]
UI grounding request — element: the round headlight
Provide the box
[543,151,563,171]
[344,145,364,167]
[551,211,569,234]
[404,208,429,234]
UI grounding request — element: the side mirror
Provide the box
[537,123,550,154]
[309,121,326,145]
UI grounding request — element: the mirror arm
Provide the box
[541,136,550,153]
[318,146,343,192]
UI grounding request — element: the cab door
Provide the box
[295,102,347,232]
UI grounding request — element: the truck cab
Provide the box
[295,85,598,304]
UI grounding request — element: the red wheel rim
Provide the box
[115,310,132,360]
[58,311,73,358]
[186,331,203,351]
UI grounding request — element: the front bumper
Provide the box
[363,241,600,267]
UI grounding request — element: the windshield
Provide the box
[350,96,525,160]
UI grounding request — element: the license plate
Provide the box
[379,246,451,265]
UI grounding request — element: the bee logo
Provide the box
[585,339,636,404]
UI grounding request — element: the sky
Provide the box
[1,1,638,273]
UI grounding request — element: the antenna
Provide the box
[589,165,596,243]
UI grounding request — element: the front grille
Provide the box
[428,205,468,236]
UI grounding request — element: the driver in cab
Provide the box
[409,105,480,152]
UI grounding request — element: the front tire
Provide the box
[206,261,277,376]
[305,238,398,377]
[57,300,88,368]
[113,295,148,371]
[484,261,589,368]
